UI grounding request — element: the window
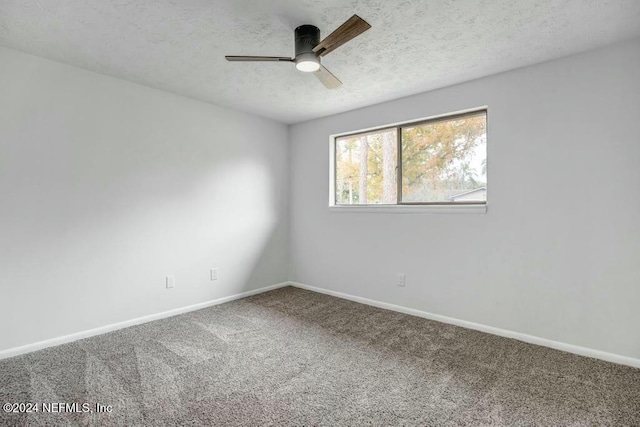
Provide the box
[333,110,487,207]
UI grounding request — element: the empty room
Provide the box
[1,0,639,425]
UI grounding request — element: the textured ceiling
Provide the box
[1,0,639,124]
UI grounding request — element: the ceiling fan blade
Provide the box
[312,15,371,57]
[225,56,293,62]
[314,65,342,89]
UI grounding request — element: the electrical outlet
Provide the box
[210,268,219,281]
[166,276,175,289]
[397,273,405,287]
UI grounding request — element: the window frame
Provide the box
[329,107,488,213]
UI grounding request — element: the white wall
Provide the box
[290,39,640,360]
[3,39,639,361]
[0,47,289,352]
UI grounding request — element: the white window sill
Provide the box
[328,204,487,214]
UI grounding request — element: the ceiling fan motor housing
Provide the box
[295,25,320,58]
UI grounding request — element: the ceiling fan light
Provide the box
[296,61,320,72]
[295,53,320,72]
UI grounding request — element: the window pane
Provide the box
[401,112,486,203]
[335,128,397,205]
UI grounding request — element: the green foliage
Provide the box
[335,130,396,204]
[402,115,486,202]
[336,114,486,204]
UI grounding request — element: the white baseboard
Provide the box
[0,281,290,360]
[289,281,640,369]
[4,280,638,369]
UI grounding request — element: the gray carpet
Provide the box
[1,286,639,426]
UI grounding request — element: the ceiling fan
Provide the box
[225,15,371,89]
